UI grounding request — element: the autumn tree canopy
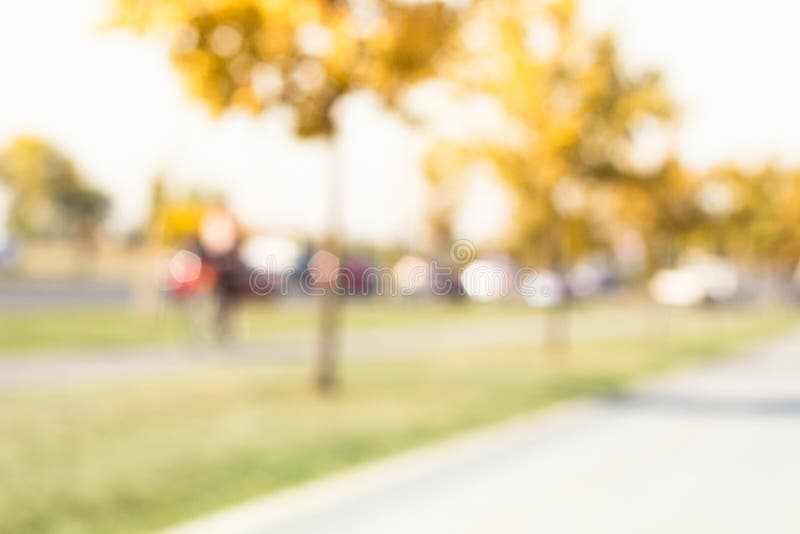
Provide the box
[113,0,466,136]
[425,0,674,270]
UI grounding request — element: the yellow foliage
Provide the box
[114,0,466,137]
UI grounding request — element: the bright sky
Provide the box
[1,0,800,244]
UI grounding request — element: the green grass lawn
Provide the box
[2,296,779,354]
[0,301,797,533]
[0,298,536,354]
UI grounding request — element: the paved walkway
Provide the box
[162,332,800,534]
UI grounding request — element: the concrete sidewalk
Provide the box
[161,332,800,534]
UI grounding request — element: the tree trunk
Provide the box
[316,284,341,392]
[543,297,571,356]
[541,231,571,357]
[315,136,344,393]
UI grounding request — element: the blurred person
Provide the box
[197,209,250,343]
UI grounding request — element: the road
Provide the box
[0,279,131,307]
[162,332,800,534]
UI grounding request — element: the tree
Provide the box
[690,164,800,272]
[114,0,468,391]
[0,136,110,247]
[749,167,800,270]
[144,174,228,246]
[426,0,674,347]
